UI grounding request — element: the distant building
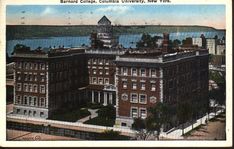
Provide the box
[206,38,217,55]
[97,16,118,48]
[216,44,225,55]
[192,37,202,47]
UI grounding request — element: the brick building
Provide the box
[12,47,88,118]
[114,49,209,129]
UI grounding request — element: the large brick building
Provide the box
[12,48,88,118]
[114,49,209,129]
[11,16,209,131]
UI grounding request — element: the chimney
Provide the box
[162,33,170,53]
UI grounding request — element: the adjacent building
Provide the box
[114,49,209,129]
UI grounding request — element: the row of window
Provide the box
[121,93,157,104]
[16,109,45,117]
[16,62,46,70]
[17,72,45,82]
[16,83,45,94]
[122,81,156,91]
[131,107,147,119]
[89,69,109,75]
[121,67,158,77]
[15,95,46,107]
[90,77,109,85]
[88,58,110,65]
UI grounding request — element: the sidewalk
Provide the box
[76,109,98,123]
[160,110,224,139]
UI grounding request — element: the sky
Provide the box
[6,5,226,29]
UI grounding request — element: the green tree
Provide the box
[98,105,116,120]
[12,44,30,54]
[172,39,181,47]
[132,102,169,140]
[177,102,192,135]
[99,129,122,140]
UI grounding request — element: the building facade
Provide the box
[12,48,89,118]
[114,49,209,130]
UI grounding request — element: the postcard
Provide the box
[0,0,232,147]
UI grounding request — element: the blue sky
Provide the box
[6,5,225,29]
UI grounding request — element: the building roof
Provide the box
[98,16,111,25]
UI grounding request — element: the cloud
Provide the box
[95,6,133,14]
[41,7,56,16]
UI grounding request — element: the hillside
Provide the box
[6,25,221,40]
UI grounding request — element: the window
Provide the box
[16,95,21,104]
[33,111,36,116]
[132,82,137,90]
[24,110,27,115]
[121,123,127,127]
[131,107,138,118]
[140,83,145,90]
[105,70,109,75]
[40,97,45,107]
[34,75,37,81]
[33,85,38,93]
[139,108,147,119]
[34,63,37,70]
[150,96,157,103]
[24,62,28,69]
[41,63,45,70]
[33,97,37,106]
[24,84,28,92]
[88,59,91,64]
[130,93,138,103]
[29,74,33,81]
[29,84,32,92]
[24,96,28,105]
[24,74,28,81]
[17,75,21,81]
[17,62,22,68]
[99,70,103,75]
[99,59,103,65]
[41,75,45,82]
[139,94,147,104]
[40,85,45,93]
[121,93,128,101]
[93,59,97,64]
[98,78,103,84]
[105,60,109,65]
[122,67,128,76]
[151,69,156,77]
[17,83,21,91]
[17,109,20,114]
[92,77,97,84]
[151,83,156,91]
[29,63,33,69]
[29,96,33,106]
[140,69,146,77]
[93,69,97,75]
[122,81,127,89]
[40,112,44,117]
[104,78,109,85]
[131,68,137,76]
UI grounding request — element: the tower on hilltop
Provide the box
[96,16,118,48]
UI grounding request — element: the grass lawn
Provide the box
[49,108,91,122]
[84,116,115,127]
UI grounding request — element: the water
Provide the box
[7,31,225,55]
